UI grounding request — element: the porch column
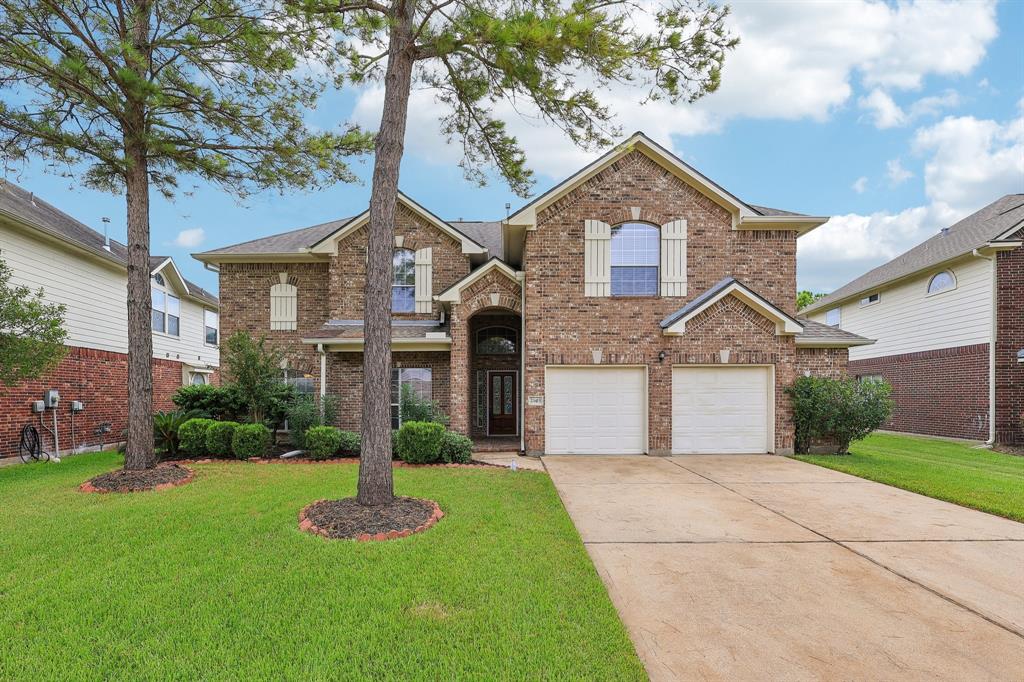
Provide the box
[448,303,471,436]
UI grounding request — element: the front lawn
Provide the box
[0,452,644,680]
[794,433,1024,522]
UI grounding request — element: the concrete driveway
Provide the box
[543,455,1024,681]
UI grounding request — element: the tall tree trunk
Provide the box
[122,1,156,471]
[357,0,417,506]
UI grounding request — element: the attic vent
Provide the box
[940,227,950,237]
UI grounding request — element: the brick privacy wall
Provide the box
[468,313,522,438]
[327,351,451,431]
[329,203,471,321]
[523,150,800,454]
[996,237,1023,444]
[0,346,184,459]
[849,344,989,440]
[218,262,329,383]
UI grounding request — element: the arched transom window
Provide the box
[476,326,518,354]
[610,222,659,296]
[392,248,415,312]
[927,270,956,295]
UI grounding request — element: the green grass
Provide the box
[793,433,1024,522]
[0,452,644,681]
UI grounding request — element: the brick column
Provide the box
[448,303,470,436]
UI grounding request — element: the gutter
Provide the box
[971,248,997,445]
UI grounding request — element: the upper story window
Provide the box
[204,309,219,345]
[927,270,956,295]
[153,273,165,286]
[859,292,880,307]
[476,326,518,355]
[825,308,840,327]
[151,282,180,336]
[392,248,415,312]
[610,223,659,296]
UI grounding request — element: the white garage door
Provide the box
[545,367,646,454]
[672,366,771,454]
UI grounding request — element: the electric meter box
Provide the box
[31,400,45,413]
[71,400,84,412]
[43,389,60,408]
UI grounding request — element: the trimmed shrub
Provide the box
[399,383,449,426]
[172,384,246,421]
[179,418,217,456]
[205,421,240,457]
[305,425,343,460]
[285,394,339,449]
[395,421,446,464]
[786,376,893,454]
[232,423,271,460]
[439,431,473,464]
[338,430,361,456]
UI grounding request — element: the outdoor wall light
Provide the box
[658,350,666,363]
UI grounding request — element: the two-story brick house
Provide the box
[195,133,870,456]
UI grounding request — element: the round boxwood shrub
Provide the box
[231,423,271,460]
[395,421,446,464]
[439,431,473,464]
[305,425,343,460]
[205,421,240,457]
[338,430,361,456]
[178,418,217,456]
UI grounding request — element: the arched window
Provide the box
[476,326,518,354]
[927,270,956,295]
[152,273,165,286]
[393,248,415,312]
[610,222,659,296]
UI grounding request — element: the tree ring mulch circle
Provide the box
[80,464,194,494]
[298,496,443,541]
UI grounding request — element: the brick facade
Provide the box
[849,344,989,440]
[995,233,1024,444]
[0,346,187,459]
[522,151,802,455]
[794,347,849,379]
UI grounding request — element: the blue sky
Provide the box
[3,0,1022,295]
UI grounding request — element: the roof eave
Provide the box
[661,280,804,336]
[795,338,876,348]
[738,215,830,236]
[191,251,325,265]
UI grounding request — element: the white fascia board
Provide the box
[506,132,756,229]
[994,218,1024,241]
[434,259,522,303]
[301,337,452,352]
[663,283,804,336]
[739,215,830,236]
[191,252,323,265]
[795,338,875,348]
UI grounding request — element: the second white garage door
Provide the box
[672,366,771,454]
[545,367,646,454]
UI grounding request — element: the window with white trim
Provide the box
[204,309,219,345]
[190,372,208,386]
[392,249,415,312]
[391,367,431,429]
[859,292,880,307]
[825,308,840,327]
[151,282,180,336]
[283,368,315,395]
[927,270,956,295]
[610,222,659,296]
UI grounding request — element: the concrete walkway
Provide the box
[543,454,1024,681]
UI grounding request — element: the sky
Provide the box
[3,0,1022,296]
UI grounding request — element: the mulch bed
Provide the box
[81,464,194,494]
[186,456,504,468]
[299,496,443,541]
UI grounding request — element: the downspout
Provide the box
[318,343,327,419]
[519,271,526,455]
[972,249,997,445]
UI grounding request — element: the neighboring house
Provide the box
[804,195,1024,445]
[0,180,220,458]
[194,132,870,456]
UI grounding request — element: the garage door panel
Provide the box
[545,367,645,455]
[673,367,770,455]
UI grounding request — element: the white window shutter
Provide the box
[584,219,611,297]
[270,273,298,330]
[414,247,433,313]
[660,219,687,297]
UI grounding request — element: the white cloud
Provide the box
[172,228,206,248]
[859,89,906,128]
[852,176,868,194]
[886,158,914,186]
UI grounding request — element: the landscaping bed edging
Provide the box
[80,464,195,494]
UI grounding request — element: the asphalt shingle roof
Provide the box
[0,180,217,305]
[805,194,1024,314]
[794,318,873,344]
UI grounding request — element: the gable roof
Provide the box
[434,257,521,303]
[793,318,874,347]
[196,218,355,257]
[661,276,804,335]
[0,180,217,306]
[805,194,1024,314]
[505,132,828,235]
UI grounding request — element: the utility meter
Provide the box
[43,389,60,408]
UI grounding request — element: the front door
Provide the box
[488,371,518,436]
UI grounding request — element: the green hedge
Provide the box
[395,421,447,464]
[338,430,361,456]
[305,426,342,460]
[786,376,893,454]
[231,423,271,460]
[439,431,473,463]
[205,421,240,457]
[179,418,217,456]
